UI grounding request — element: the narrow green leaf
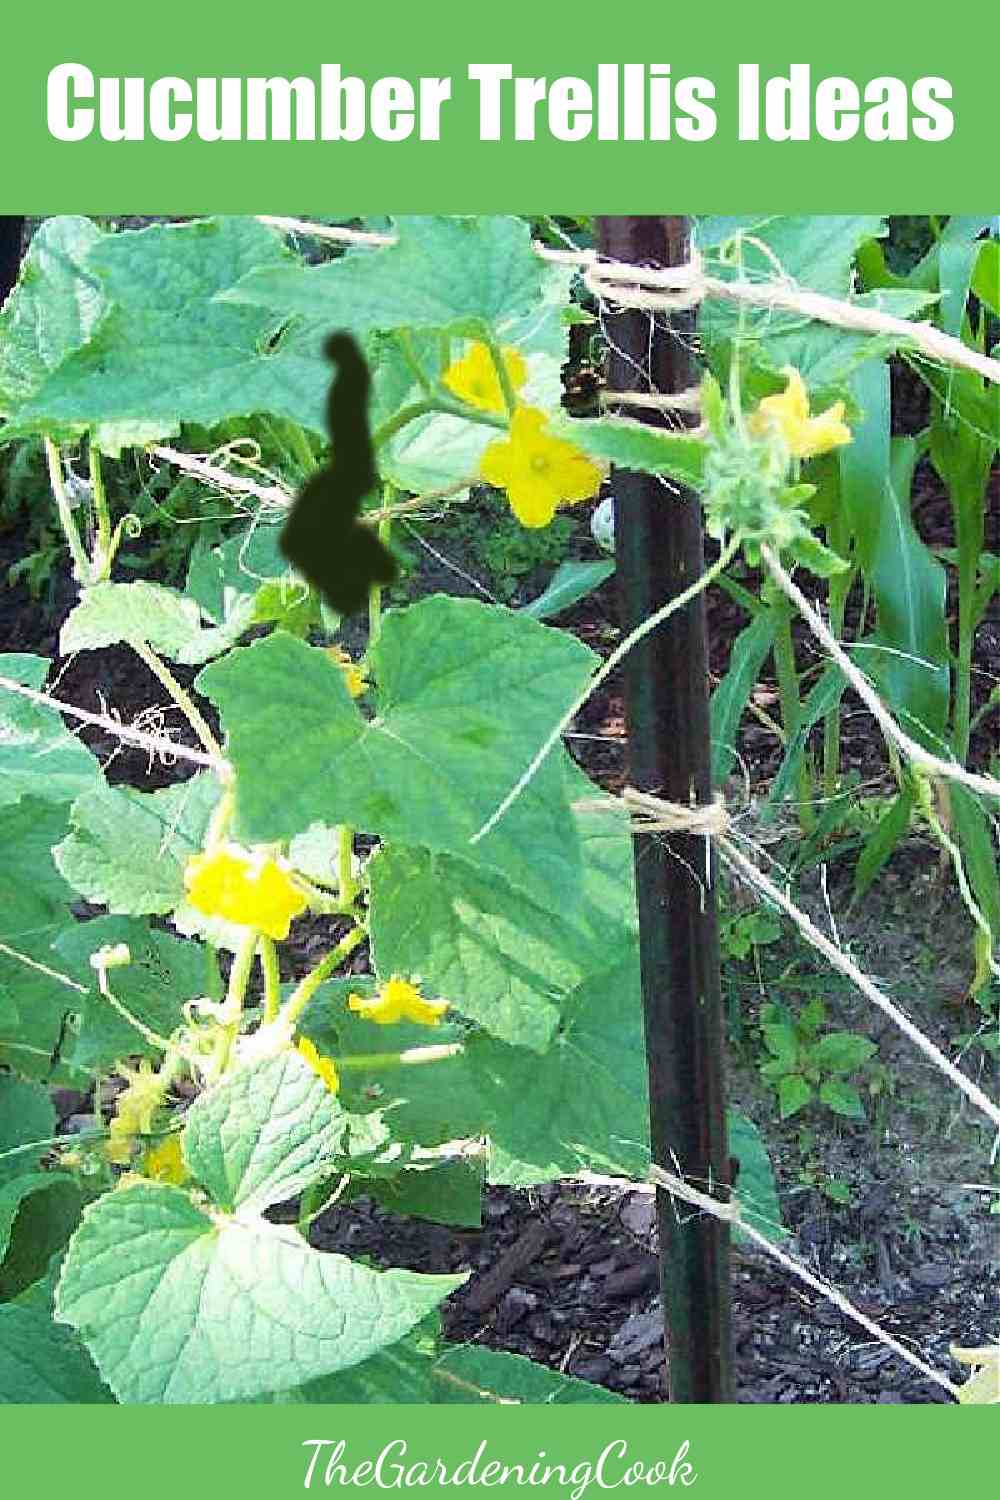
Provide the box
[852,786,915,903]
[522,560,615,621]
[710,612,776,785]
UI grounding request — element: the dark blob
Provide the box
[0,218,25,308]
[280,332,398,616]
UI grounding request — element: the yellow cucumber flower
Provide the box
[480,406,603,528]
[326,645,368,699]
[748,367,851,460]
[348,975,449,1027]
[297,1036,340,1095]
[951,1344,1000,1404]
[142,1134,188,1185]
[184,843,307,941]
[442,341,527,414]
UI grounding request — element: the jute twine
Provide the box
[0,673,226,774]
[254,221,1000,391]
[642,1164,960,1399]
[579,784,1000,1137]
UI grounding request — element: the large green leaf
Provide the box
[305,955,648,1186]
[0,654,102,810]
[0,216,105,413]
[0,1173,85,1302]
[0,1300,113,1403]
[197,597,595,906]
[182,1052,349,1215]
[53,916,205,1071]
[369,802,636,1052]
[697,217,933,399]
[362,1158,484,1230]
[0,1076,56,1186]
[54,773,219,916]
[698,215,886,297]
[432,1343,626,1404]
[56,1180,463,1403]
[222,216,552,337]
[12,217,330,451]
[61,580,253,665]
[273,1320,626,1404]
[698,215,885,350]
[0,800,82,1083]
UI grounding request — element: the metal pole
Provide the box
[595,215,733,1402]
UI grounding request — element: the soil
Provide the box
[0,237,997,1401]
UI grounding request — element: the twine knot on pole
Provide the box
[585,245,708,314]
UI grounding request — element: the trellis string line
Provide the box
[760,545,1000,804]
[469,536,742,845]
[148,446,474,526]
[252,217,1000,389]
[581,247,1000,389]
[0,674,226,774]
[714,830,1000,1137]
[644,1164,961,1399]
[147,444,293,509]
[256,215,395,246]
[575,787,1000,1137]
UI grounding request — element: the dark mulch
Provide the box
[307,1176,996,1404]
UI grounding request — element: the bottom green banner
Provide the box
[0,1406,989,1496]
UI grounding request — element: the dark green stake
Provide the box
[595,215,733,1402]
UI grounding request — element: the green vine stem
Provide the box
[220,930,258,1028]
[337,825,359,909]
[44,436,92,583]
[372,394,506,451]
[131,639,223,761]
[281,925,367,1029]
[335,1042,463,1070]
[210,929,259,1076]
[481,328,518,417]
[368,513,393,643]
[395,329,435,396]
[88,443,113,578]
[259,937,281,1024]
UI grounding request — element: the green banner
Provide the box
[2,1,999,209]
[0,1405,996,1494]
